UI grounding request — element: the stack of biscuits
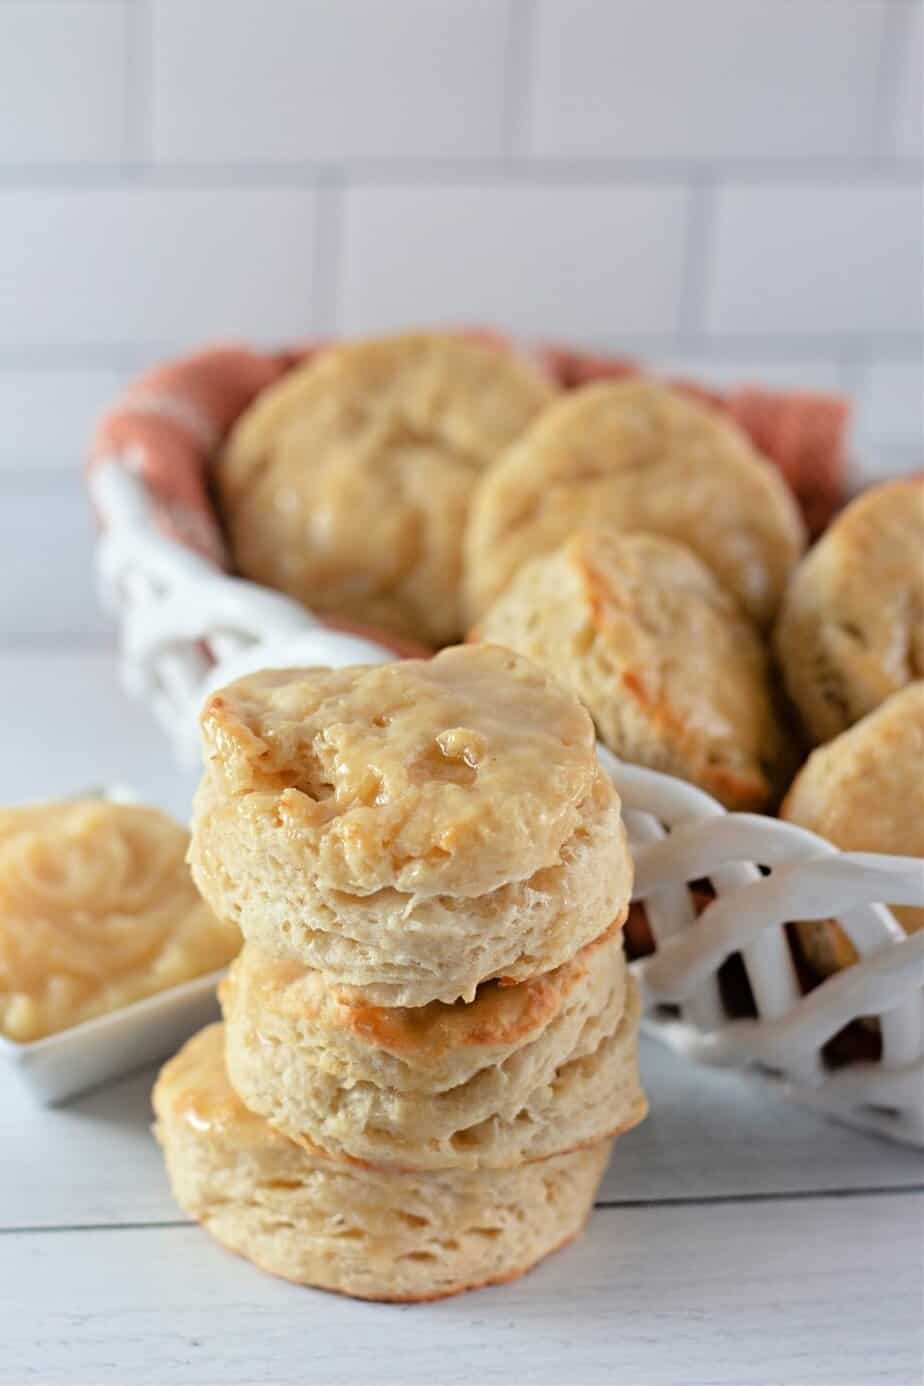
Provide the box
[154,645,645,1301]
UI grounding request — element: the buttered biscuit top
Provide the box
[471,529,791,811]
[0,799,239,1042]
[215,332,556,647]
[465,378,806,629]
[198,644,599,900]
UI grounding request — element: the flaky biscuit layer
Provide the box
[223,945,645,1171]
[472,529,791,811]
[154,1024,612,1301]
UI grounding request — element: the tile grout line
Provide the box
[501,0,537,159]
[0,335,921,368]
[0,158,920,188]
[123,0,152,166]
[871,0,909,156]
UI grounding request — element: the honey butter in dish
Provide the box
[0,797,239,1104]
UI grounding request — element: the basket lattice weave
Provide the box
[89,459,924,1148]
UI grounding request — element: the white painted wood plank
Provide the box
[601,1039,924,1203]
[2,1037,920,1234]
[2,1194,920,1386]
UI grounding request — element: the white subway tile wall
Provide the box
[856,358,924,446]
[704,180,923,336]
[0,188,319,348]
[0,2,129,164]
[340,184,690,336]
[151,0,513,162]
[0,0,920,646]
[527,0,889,159]
[0,368,127,467]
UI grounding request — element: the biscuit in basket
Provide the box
[0,799,239,1043]
[470,529,791,811]
[774,478,924,745]
[190,646,633,1003]
[215,331,556,647]
[154,1024,612,1301]
[781,683,924,979]
[220,927,645,1170]
[464,378,806,629]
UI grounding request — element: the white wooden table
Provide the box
[2,651,923,1386]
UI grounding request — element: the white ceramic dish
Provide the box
[0,968,225,1106]
[1,786,227,1107]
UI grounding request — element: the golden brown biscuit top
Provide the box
[776,479,924,732]
[0,800,239,1042]
[465,378,806,628]
[222,922,624,1060]
[472,529,789,810]
[219,331,556,500]
[199,645,599,898]
[781,683,924,862]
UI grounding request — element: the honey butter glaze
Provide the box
[0,799,239,1042]
[198,644,598,900]
[215,331,557,647]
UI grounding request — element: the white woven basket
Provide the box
[90,462,924,1148]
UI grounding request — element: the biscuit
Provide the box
[191,757,630,1005]
[471,529,791,811]
[221,926,644,1169]
[196,646,596,898]
[781,683,924,978]
[465,379,806,630]
[215,332,556,647]
[191,647,633,1002]
[774,479,924,745]
[154,1024,612,1301]
[0,799,239,1042]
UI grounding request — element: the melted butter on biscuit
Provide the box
[199,645,597,900]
